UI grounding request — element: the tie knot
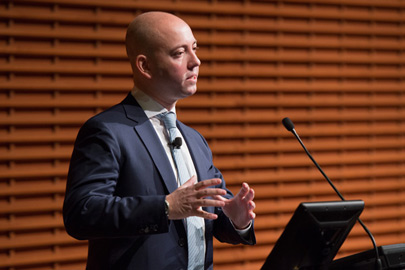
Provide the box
[159,112,177,130]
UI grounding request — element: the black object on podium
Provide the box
[261,200,364,270]
[329,243,405,270]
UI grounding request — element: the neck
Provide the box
[132,86,177,111]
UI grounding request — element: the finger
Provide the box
[243,186,255,202]
[195,208,218,220]
[248,200,256,211]
[196,198,226,208]
[194,178,222,189]
[211,194,228,202]
[196,188,226,199]
[247,200,256,219]
[235,182,249,200]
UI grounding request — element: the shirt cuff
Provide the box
[230,220,252,237]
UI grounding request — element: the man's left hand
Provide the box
[214,182,256,229]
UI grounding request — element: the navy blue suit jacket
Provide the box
[63,93,255,270]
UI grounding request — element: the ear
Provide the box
[136,55,152,79]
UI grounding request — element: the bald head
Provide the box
[125,12,190,67]
[124,12,200,109]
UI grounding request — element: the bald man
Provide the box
[63,11,256,270]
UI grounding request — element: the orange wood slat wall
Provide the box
[1,0,405,269]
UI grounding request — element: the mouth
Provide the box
[187,74,198,81]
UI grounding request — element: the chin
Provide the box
[182,87,197,97]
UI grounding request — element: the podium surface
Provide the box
[329,244,405,270]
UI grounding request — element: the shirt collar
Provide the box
[131,87,176,119]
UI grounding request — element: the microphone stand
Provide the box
[283,117,382,270]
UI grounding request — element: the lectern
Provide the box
[261,200,364,270]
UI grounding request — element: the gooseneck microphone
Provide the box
[171,137,182,149]
[282,117,382,270]
[282,117,345,200]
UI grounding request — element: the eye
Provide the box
[173,49,185,58]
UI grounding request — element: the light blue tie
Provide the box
[159,112,205,270]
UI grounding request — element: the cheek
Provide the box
[155,59,186,83]
[168,66,186,82]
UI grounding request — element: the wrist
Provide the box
[232,220,251,230]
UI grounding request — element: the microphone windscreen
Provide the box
[173,137,182,148]
[282,117,295,131]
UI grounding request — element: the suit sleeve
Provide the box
[214,207,256,245]
[63,117,169,240]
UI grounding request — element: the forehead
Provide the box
[156,23,197,50]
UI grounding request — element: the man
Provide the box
[63,11,256,270]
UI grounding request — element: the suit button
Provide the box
[178,238,186,247]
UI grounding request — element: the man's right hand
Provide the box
[165,176,226,220]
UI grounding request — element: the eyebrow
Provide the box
[170,40,198,52]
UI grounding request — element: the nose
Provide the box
[188,50,201,70]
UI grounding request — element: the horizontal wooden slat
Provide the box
[2,137,404,161]
[2,27,404,50]
[2,9,405,36]
[0,62,131,75]
[0,97,125,109]
[223,166,405,185]
[253,179,405,200]
[0,245,88,268]
[0,45,126,59]
[2,80,404,93]
[10,0,405,19]
[2,94,405,109]
[1,147,404,171]
[1,111,404,126]
[211,138,405,153]
[0,197,63,214]
[0,114,95,125]
[199,125,405,139]
[0,166,68,179]
[1,163,404,188]
[0,181,66,196]
[0,233,76,250]
[3,46,405,65]
[0,148,72,161]
[1,63,404,78]
[1,125,404,146]
[0,216,64,232]
[0,131,79,144]
[214,152,405,170]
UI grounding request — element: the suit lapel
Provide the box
[177,123,204,183]
[122,94,178,194]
